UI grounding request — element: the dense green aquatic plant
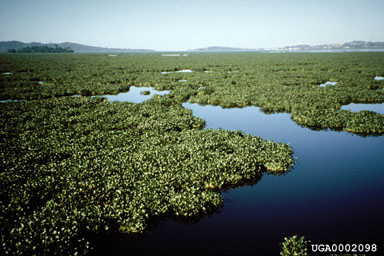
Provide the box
[1,52,383,134]
[280,235,308,256]
[1,51,383,254]
[280,236,367,256]
[140,90,150,95]
[0,97,293,255]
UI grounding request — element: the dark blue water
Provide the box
[98,102,384,256]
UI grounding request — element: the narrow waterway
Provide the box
[341,103,384,114]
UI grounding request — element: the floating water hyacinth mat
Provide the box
[1,51,384,254]
[1,52,383,134]
[0,97,293,255]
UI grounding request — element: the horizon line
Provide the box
[2,39,384,52]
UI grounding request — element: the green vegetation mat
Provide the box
[0,97,293,254]
[1,52,383,134]
[1,52,383,254]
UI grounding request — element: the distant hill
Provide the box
[0,41,154,53]
[194,41,384,52]
[279,41,384,51]
[1,40,384,53]
[8,45,74,53]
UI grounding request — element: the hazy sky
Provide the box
[0,0,383,51]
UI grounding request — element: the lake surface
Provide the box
[96,101,384,255]
[341,103,384,114]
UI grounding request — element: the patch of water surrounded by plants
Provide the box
[161,69,193,74]
[0,99,25,103]
[319,81,336,87]
[93,86,170,103]
[161,54,188,57]
[340,103,384,114]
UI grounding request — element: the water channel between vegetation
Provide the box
[93,86,384,256]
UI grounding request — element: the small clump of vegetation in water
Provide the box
[280,235,368,256]
[280,235,308,256]
[140,90,150,95]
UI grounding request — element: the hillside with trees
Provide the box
[8,45,74,53]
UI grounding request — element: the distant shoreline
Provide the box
[1,40,384,53]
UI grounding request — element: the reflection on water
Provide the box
[93,86,169,103]
[102,102,384,255]
[341,103,384,114]
[2,72,12,75]
[183,103,294,143]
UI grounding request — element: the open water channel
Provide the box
[93,86,384,255]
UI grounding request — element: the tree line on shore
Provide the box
[7,45,74,53]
